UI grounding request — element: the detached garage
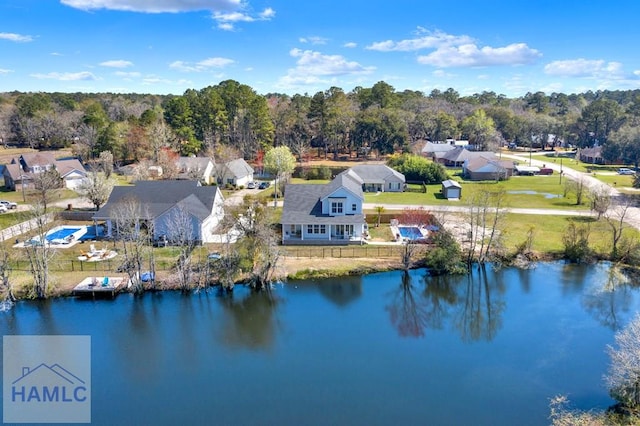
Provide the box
[442,180,462,200]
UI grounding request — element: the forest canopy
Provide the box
[2,81,640,167]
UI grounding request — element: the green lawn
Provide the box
[364,176,589,210]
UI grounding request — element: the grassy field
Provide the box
[364,175,589,210]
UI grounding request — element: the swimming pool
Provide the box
[397,226,424,240]
[44,226,88,244]
[46,227,82,241]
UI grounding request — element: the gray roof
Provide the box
[347,164,405,183]
[442,147,496,163]
[56,159,87,177]
[176,156,212,172]
[94,180,222,221]
[222,158,254,178]
[422,142,456,154]
[442,179,461,189]
[282,183,365,225]
[322,171,363,199]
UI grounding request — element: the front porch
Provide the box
[282,223,365,245]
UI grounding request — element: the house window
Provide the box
[306,224,326,234]
[331,202,343,214]
[352,204,357,211]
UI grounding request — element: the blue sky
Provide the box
[1,0,640,97]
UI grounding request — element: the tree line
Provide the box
[2,82,640,166]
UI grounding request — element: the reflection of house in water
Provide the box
[316,276,363,307]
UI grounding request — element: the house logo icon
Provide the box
[3,335,91,423]
[11,363,88,403]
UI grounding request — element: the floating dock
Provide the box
[73,276,128,299]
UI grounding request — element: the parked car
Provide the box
[0,205,7,213]
[208,252,221,261]
[247,181,256,189]
[0,200,17,209]
[258,181,271,189]
[618,168,635,175]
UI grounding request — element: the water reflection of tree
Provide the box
[386,272,430,337]
[454,265,505,342]
[316,276,362,307]
[421,274,458,331]
[218,290,279,350]
[582,265,633,330]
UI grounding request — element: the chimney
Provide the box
[22,367,29,376]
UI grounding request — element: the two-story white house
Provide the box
[281,170,366,245]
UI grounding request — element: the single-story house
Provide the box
[175,156,215,185]
[56,159,88,189]
[438,147,496,167]
[94,180,224,244]
[464,157,515,181]
[217,158,254,187]
[346,164,405,192]
[421,141,455,161]
[281,170,366,245]
[442,180,462,200]
[3,152,87,190]
[578,146,607,165]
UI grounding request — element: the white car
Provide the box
[618,168,635,175]
[0,200,17,209]
[246,181,256,189]
[0,205,7,213]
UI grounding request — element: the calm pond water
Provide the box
[1,262,639,425]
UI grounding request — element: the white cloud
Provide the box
[30,71,97,81]
[115,71,141,78]
[366,29,473,52]
[141,75,192,86]
[417,43,541,67]
[169,56,234,72]
[0,32,34,42]
[278,48,375,88]
[61,0,275,31]
[299,36,328,45]
[0,68,13,75]
[367,28,540,68]
[343,42,357,48]
[544,59,623,78]
[432,69,455,78]
[100,59,134,68]
[213,7,275,30]
[61,0,242,13]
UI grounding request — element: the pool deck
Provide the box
[73,276,128,298]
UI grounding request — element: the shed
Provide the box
[442,179,462,200]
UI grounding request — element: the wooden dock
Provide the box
[73,276,128,299]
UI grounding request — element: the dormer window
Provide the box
[331,201,343,214]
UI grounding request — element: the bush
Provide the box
[387,153,448,183]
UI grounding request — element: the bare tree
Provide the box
[0,241,15,304]
[74,123,99,161]
[465,188,506,265]
[76,171,115,211]
[588,184,612,220]
[148,120,175,162]
[98,150,114,178]
[112,197,152,293]
[20,203,56,299]
[604,196,634,259]
[32,168,62,212]
[606,313,640,410]
[230,197,282,290]
[165,206,198,291]
[565,175,588,205]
